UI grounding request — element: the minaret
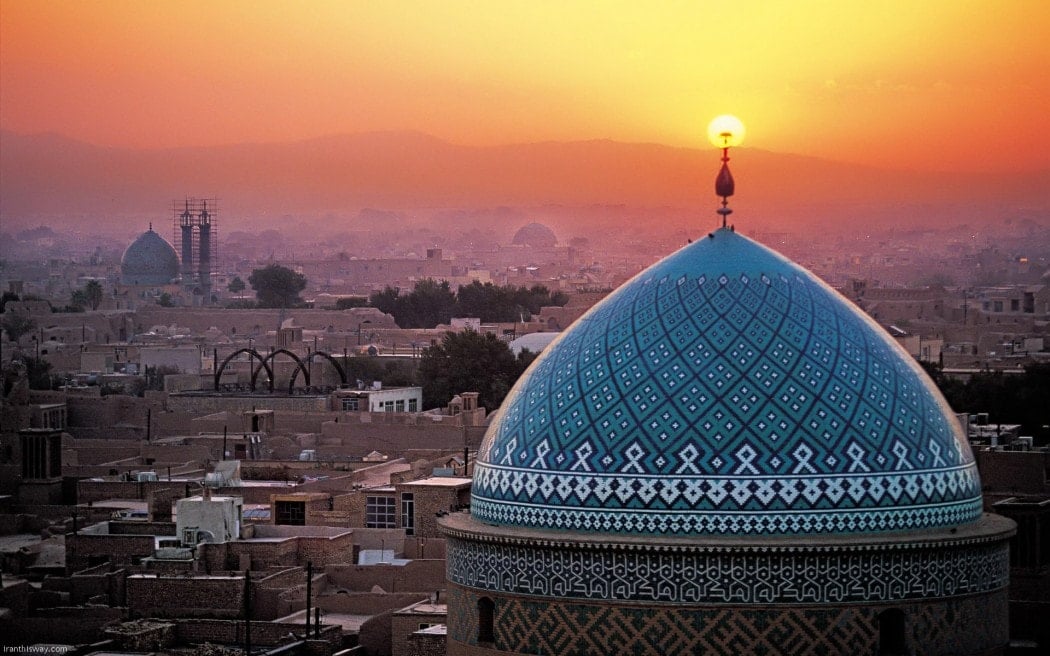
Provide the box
[198,200,212,300]
[180,199,194,279]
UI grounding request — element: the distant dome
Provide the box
[512,222,558,248]
[472,228,981,536]
[121,228,180,286]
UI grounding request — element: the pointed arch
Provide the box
[214,348,273,391]
[288,351,347,391]
[251,348,310,393]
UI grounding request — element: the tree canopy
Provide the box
[369,279,456,329]
[417,330,537,410]
[924,362,1050,440]
[370,279,569,328]
[456,281,568,322]
[249,264,307,308]
[1,310,36,343]
[84,280,104,310]
[228,276,246,294]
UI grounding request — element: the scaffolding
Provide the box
[172,198,219,302]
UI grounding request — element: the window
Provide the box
[366,496,396,528]
[182,527,198,546]
[402,493,415,535]
[275,501,306,526]
[384,400,394,412]
[878,608,907,656]
[341,397,360,411]
[477,597,495,643]
[408,399,418,412]
[395,399,405,412]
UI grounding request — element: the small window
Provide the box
[408,399,418,412]
[365,496,396,528]
[402,493,415,536]
[477,597,495,643]
[341,397,360,411]
[275,501,306,526]
[395,399,405,412]
[878,608,907,656]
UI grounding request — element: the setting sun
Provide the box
[707,115,746,149]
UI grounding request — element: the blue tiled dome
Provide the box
[121,228,180,286]
[472,228,981,535]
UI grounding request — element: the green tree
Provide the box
[70,289,89,310]
[334,296,368,310]
[369,279,456,328]
[404,278,456,328]
[23,356,53,390]
[453,282,568,323]
[417,330,533,410]
[0,291,19,313]
[369,286,402,317]
[84,280,104,310]
[228,276,246,294]
[1,310,36,343]
[927,361,1050,442]
[157,292,174,307]
[249,264,307,308]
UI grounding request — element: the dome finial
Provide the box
[707,115,745,228]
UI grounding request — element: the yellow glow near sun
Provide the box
[707,115,746,149]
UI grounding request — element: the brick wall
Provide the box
[77,479,276,504]
[406,630,446,656]
[69,567,126,606]
[0,578,30,617]
[126,575,245,618]
[396,483,470,539]
[318,422,487,459]
[403,537,446,561]
[391,607,446,656]
[977,449,1050,502]
[324,561,446,595]
[1,606,125,645]
[174,618,341,650]
[199,538,300,571]
[66,531,160,572]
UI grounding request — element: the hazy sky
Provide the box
[2,0,1048,172]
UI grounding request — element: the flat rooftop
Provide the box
[400,477,472,488]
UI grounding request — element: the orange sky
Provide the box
[2,0,1048,172]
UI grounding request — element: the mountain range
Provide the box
[2,129,1047,237]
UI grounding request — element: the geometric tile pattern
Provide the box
[446,537,1009,605]
[473,229,982,535]
[446,585,1009,656]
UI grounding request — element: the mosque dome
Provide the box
[121,227,180,286]
[471,228,982,536]
[511,222,558,248]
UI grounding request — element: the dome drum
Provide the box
[443,511,1014,655]
[445,583,1009,655]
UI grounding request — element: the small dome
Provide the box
[471,228,981,536]
[512,222,558,248]
[121,228,180,286]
